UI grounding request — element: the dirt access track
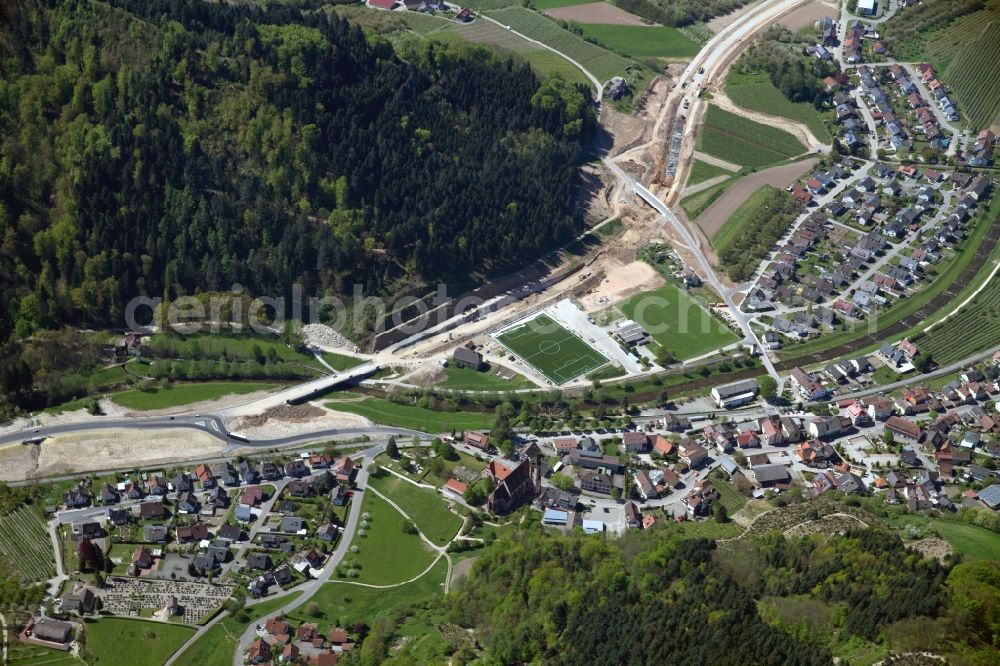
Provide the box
[545,2,647,25]
[694,157,818,238]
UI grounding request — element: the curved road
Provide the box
[228,444,379,666]
[0,415,426,451]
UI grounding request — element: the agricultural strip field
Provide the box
[366,473,464,546]
[494,313,610,384]
[0,505,55,582]
[725,70,834,142]
[940,15,1000,131]
[911,270,1000,364]
[7,643,83,666]
[711,185,778,250]
[687,159,734,186]
[533,0,597,9]
[325,396,495,432]
[575,24,700,59]
[697,105,807,167]
[442,20,591,86]
[681,176,735,218]
[485,7,635,81]
[615,282,740,359]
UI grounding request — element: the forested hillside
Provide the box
[417,527,999,665]
[0,0,593,344]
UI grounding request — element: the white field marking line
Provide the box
[552,354,606,382]
[923,259,1000,333]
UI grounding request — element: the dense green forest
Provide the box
[0,0,594,412]
[612,0,750,27]
[339,526,998,665]
[0,0,593,334]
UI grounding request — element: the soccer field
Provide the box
[495,314,609,385]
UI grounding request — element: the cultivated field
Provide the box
[680,177,735,218]
[695,158,817,235]
[697,105,807,167]
[914,273,1000,364]
[486,7,634,81]
[777,0,836,32]
[576,24,700,59]
[495,313,610,384]
[545,2,647,25]
[616,283,739,359]
[7,644,83,666]
[725,70,834,142]
[941,16,1000,130]
[533,0,596,9]
[0,505,55,582]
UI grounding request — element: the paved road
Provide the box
[1,415,425,452]
[229,443,380,665]
[603,159,782,387]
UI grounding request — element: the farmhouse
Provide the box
[31,618,73,645]
[452,345,484,370]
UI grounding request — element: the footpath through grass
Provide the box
[83,617,195,666]
[325,396,494,432]
[725,69,834,143]
[171,592,302,666]
[342,492,438,585]
[485,7,635,82]
[617,281,739,359]
[111,381,277,410]
[367,472,463,546]
[698,105,806,168]
[287,557,447,627]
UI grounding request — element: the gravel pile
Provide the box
[303,323,359,352]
